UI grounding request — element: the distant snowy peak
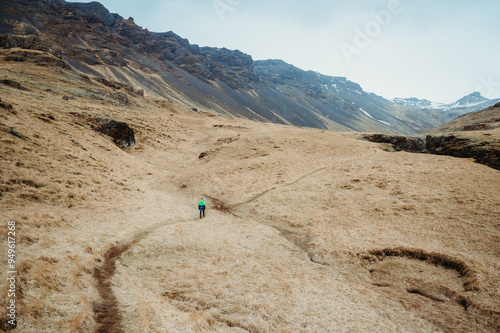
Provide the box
[393,97,435,108]
[393,92,499,113]
[454,92,489,107]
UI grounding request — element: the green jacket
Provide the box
[198,200,206,207]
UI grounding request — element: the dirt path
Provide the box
[93,246,126,333]
[230,148,378,208]
[91,164,328,332]
[229,167,327,208]
[93,219,192,332]
[92,151,378,332]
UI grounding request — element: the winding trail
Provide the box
[92,166,329,331]
[230,167,327,208]
[93,218,192,333]
[92,149,378,331]
[230,147,379,208]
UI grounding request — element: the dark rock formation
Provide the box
[0,97,13,111]
[0,79,29,91]
[94,77,144,97]
[463,124,488,131]
[255,59,361,91]
[4,49,69,68]
[93,119,135,148]
[1,125,27,140]
[364,134,500,170]
[363,134,425,153]
[110,92,128,105]
[199,47,258,88]
[0,0,257,88]
[0,35,54,53]
[71,112,135,148]
[425,135,499,170]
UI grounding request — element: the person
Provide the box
[198,198,206,219]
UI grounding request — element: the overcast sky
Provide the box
[83,0,500,103]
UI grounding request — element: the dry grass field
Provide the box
[0,49,499,332]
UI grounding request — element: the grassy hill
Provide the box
[427,103,500,133]
[1,49,499,332]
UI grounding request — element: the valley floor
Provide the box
[0,51,499,332]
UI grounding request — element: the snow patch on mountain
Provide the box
[360,108,392,127]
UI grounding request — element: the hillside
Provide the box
[0,0,455,134]
[1,48,499,332]
[363,104,500,170]
[427,102,500,133]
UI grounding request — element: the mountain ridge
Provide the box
[0,0,467,134]
[393,92,500,115]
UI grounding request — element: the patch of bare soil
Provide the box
[93,246,124,333]
[93,217,194,332]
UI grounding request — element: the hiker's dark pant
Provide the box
[199,206,205,218]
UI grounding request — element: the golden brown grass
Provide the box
[0,48,499,332]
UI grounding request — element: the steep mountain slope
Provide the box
[253,59,437,133]
[0,0,452,134]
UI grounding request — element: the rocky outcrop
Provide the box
[0,0,257,88]
[425,135,499,170]
[94,119,135,147]
[0,79,29,91]
[362,134,425,153]
[255,59,361,91]
[110,92,129,105]
[94,77,144,97]
[364,134,500,170]
[199,47,258,88]
[71,113,135,148]
[4,49,69,68]
[462,124,488,131]
[0,97,13,111]
[0,35,55,53]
